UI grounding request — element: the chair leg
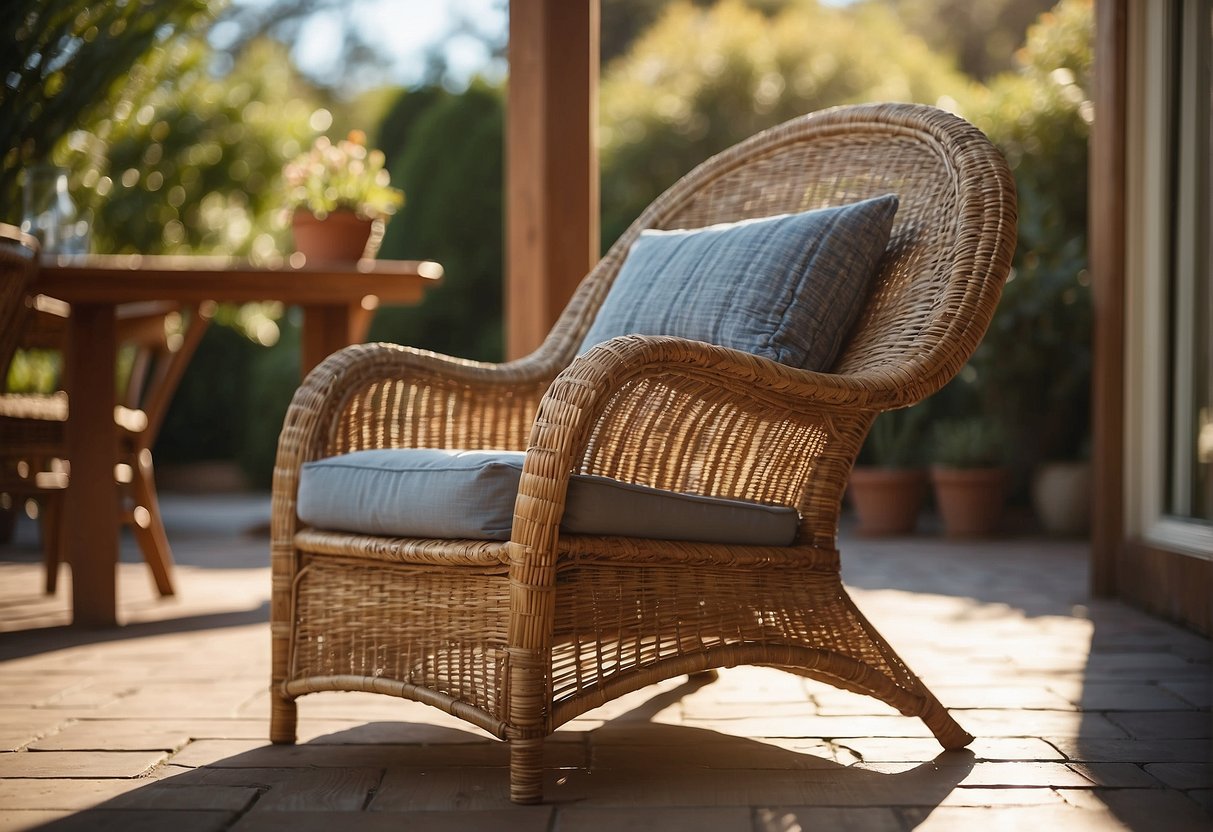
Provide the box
[270,696,298,744]
[918,692,975,749]
[509,737,545,804]
[0,503,15,544]
[129,448,175,597]
[40,495,64,595]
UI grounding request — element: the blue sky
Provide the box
[287,0,507,88]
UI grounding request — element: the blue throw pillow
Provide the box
[580,194,898,371]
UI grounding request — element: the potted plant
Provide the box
[283,130,404,262]
[929,417,1009,537]
[1031,440,1092,536]
[848,404,930,536]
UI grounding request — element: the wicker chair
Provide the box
[269,103,1017,804]
[0,223,210,595]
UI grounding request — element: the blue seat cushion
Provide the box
[297,448,799,546]
[580,194,898,371]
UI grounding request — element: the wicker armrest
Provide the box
[509,335,892,556]
[280,342,566,462]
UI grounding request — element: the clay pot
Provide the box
[291,210,374,262]
[930,466,1006,538]
[848,467,928,536]
[1031,461,1091,536]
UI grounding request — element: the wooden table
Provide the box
[35,254,443,627]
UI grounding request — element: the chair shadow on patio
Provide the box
[24,670,974,830]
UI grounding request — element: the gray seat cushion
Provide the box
[580,194,898,371]
[297,448,799,546]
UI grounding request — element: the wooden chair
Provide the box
[268,103,1017,803]
[0,223,211,596]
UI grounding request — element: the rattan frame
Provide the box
[269,103,1017,803]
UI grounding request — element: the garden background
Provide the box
[2,0,1092,502]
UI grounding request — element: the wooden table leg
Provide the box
[64,302,120,627]
[299,303,375,375]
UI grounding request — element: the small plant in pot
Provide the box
[929,417,1009,538]
[848,404,930,536]
[283,130,404,262]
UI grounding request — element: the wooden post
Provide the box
[1090,0,1128,597]
[506,0,600,359]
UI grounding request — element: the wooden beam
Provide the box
[506,0,600,359]
[1090,0,1128,597]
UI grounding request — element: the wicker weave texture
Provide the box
[270,103,1018,804]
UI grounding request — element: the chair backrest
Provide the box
[0,220,209,446]
[545,103,1017,409]
[0,223,40,382]
[121,302,211,445]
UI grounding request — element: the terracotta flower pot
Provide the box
[848,467,928,536]
[930,466,1006,538]
[291,210,375,262]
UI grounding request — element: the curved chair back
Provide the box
[547,103,1017,408]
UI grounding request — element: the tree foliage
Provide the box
[865,0,1059,81]
[959,0,1094,467]
[371,82,505,361]
[598,0,970,247]
[1,0,212,221]
[76,37,321,257]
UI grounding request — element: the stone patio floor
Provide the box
[0,493,1209,831]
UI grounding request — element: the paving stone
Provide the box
[1159,679,1212,708]
[858,761,1096,788]
[301,719,508,745]
[1094,787,1213,830]
[1058,681,1197,710]
[2,506,1211,825]
[1080,653,1212,680]
[166,739,270,767]
[1105,710,1213,739]
[167,738,581,770]
[679,700,824,719]
[588,740,842,771]
[1144,761,1213,790]
[554,761,974,808]
[0,778,146,810]
[106,784,261,812]
[368,767,511,811]
[753,807,902,832]
[98,682,265,720]
[0,709,74,752]
[0,809,235,832]
[0,810,81,832]
[0,678,92,707]
[0,750,166,778]
[678,713,938,739]
[30,721,195,752]
[558,807,752,832]
[954,709,1126,739]
[900,803,1203,831]
[1049,737,1213,764]
[157,766,381,811]
[835,737,1063,762]
[929,685,1077,710]
[231,809,553,832]
[939,787,1067,806]
[1065,761,1166,788]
